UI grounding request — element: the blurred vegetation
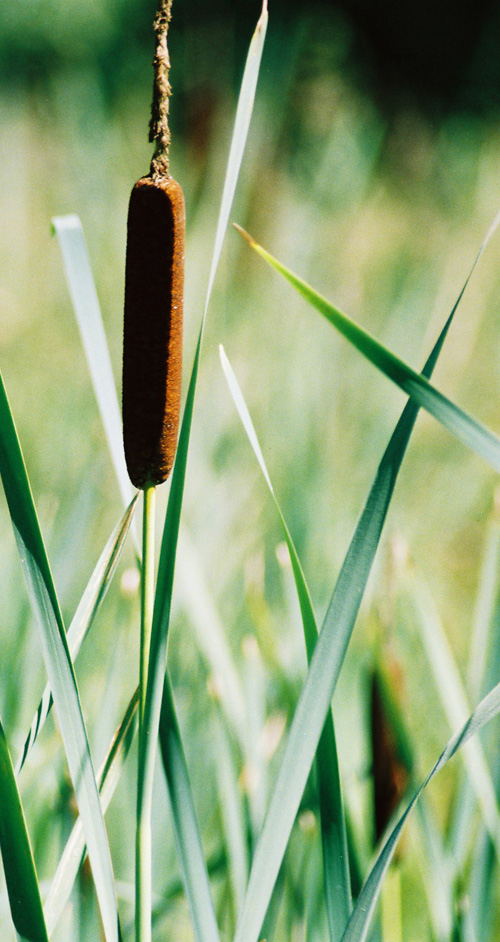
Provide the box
[2,0,500,111]
[1,1,500,940]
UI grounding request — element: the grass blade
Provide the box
[137,328,220,942]
[463,756,500,942]
[17,495,138,774]
[233,219,483,942]
[372,669,453,942]
[403,572,500,860]
[137,7,268,942]
[52,215,132,510]
[220,344,351,940]
[211,708,249,920]
[468,503,500,702]
[176,526,246,743]
[54,210,247,749]
[45,689,139,937]
[0,716,49,942]
[235,217,500,475]
[340,680,500,942]
[148,849,227,934]
[204,1,268,314]
[158,675,220,942]
[0,372,120,942]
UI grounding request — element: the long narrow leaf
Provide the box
[176,526,246,742]
[44,689,139,937]
[341,679,500,942]
[0,373,120,942]
[404,572,500,858]
[55,209,246,747]
[17,495,138,774]
[158,675,219,942]
[463,754,500,942]
[211,709,249,919]
[204,1,268,313]
[235,217,500,475]
[233,216,496,942]
[468,509,500,701]
[52,215,132,511]
[0,717,49,942]
[220,345,351,940]
[138,6,268,942]
[374,671,453,942]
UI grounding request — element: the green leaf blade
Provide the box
[0,718,49,942]
[52,215,132,511]
[159,675,221,942]
[17,496,138,774]
[205,1,268,314]
[238,223,500,476]
[220,345,351,940]
[233,236,468,942]
[341,681,500,942]
[0,373,120,942]
[45,690,139,938]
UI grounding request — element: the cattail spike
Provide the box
[122,175,185,489]
[123,0,184,490]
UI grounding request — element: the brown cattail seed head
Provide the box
[122,174,185,489]
[370,671,410,843]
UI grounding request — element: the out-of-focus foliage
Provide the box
[2,3,500,941]
[3,0,500,111]
[0,0,500,115]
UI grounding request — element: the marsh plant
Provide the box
[1,2,500,942]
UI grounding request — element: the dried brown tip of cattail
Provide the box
[122,175,185,489]
[149,0,174,179]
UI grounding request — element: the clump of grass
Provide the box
[2,3,500,942]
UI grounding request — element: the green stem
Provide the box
[136,483,156,942]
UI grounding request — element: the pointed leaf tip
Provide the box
[233,223,256,247]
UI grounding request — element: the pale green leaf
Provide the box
[45,690,139,937]
[17,496,138,774]
[0,373,120,942]
[52,215,132,510]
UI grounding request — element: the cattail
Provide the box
[122,0,184,489]
[370,670,410,843]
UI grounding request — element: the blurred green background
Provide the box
[2,1,500,940]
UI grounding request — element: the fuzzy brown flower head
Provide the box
[122,174,185,489]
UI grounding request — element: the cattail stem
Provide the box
[139,484,156,727]
[127,1,182,934]
[136,483,156,942]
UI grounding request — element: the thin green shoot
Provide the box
[234,218,500,476]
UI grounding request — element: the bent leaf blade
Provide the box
[0,372,120,942]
